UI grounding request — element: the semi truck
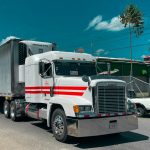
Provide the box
[0,39,138,142]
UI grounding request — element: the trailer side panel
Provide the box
[0,41,12,96]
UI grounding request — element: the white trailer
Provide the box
[0,39,138,142]
[0,39,55,117]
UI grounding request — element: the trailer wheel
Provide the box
[137,106,146,117]
[10,101,17,121]
[51,108,68,142]
[4,101,10,118]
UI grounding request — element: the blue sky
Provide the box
[0,0,150,60]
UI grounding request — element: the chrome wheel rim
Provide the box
[10,105,15,118]
[53,115,64,136]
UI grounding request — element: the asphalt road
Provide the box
[0,104,150,150]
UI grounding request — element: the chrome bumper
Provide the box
[67,115,138,137]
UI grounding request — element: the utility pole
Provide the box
[91,40,93,55]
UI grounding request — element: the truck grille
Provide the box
[97,85,126,113]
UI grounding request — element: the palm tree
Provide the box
[120,4,144,91]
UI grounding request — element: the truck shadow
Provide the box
[32,121,149,149]
[0,104,3,113]
[142,114,150,118]
[32,121,52,132]
[73,132,149,149]
[0,108,3,114]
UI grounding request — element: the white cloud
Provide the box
[0,36,20,45]
[104,51,109,55]
[95,16,125,31]
[95,48,110,56]
[141,55,146,58]
[86,15,126,31]
[86,15,102,30]
[95,49,109,56]
[95,49,105,55]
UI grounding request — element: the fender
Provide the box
[47,102,52,127]
[135,102,147,110]
[46,96,92,127]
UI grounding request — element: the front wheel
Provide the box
[51,108,68,142]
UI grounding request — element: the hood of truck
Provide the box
[56,75,125,87]
[55,76,126,105]
[89,79,126,87]
[54,76,90,105]
[89,75,126,87]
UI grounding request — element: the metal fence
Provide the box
[116,76,150,98]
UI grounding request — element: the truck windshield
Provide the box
[54,61,97,76]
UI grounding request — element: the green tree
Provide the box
[120,4,144,78]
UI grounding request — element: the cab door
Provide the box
[39,61,54,101]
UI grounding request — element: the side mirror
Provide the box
[39,62,45,77]
[82,75,89,82]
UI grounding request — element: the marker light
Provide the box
[73,105,80,113]
[73,105,92,113]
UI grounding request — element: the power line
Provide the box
[62,21,150,51]
[106,43,149,52]
[66,30,150,50]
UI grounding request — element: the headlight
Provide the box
[80,106,92,112]
[73,105,92,113]
[127,99,136,112]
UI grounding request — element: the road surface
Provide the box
[0,104,149,150]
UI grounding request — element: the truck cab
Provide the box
[24,51,138,142]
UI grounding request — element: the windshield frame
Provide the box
[53,59,97,77]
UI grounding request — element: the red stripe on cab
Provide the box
[25,86,50,89]
[25,86,87,96]
[25,91,50,94]
[54,91,84,96]
[25,91,84,96]
[25,86,87,90]
[54,86,87,90]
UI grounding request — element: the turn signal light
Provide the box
[73,105,80,113]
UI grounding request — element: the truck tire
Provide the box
[10,101,17,121]
[137,106,146,117]
[51,108,68,142]
[4,101,10,118]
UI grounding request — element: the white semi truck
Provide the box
[0,39,138,142]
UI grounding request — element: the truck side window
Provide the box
[39,62,52,78]
[44,63,52,77]
[19,43,27,65]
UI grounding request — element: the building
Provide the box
[143,55,150,64]
[97,57,150,97]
